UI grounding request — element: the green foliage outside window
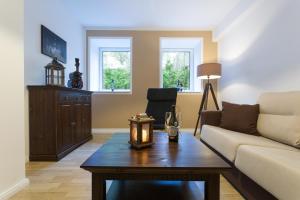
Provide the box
[162,51,191,90]
[163,60,190,89]
[103,68,130,90]
[102,51,131,90]
[101,50,190,91]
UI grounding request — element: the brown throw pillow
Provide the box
[220,102,260,135]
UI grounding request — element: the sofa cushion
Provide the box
[235,145,300,200]
[200,125,297,162]
[220,102,260,135]
[257,91,300,148]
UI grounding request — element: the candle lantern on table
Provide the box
[129,114,155,149]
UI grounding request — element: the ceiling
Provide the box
[62,0,242,30]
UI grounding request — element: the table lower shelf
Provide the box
[106,180,204,200]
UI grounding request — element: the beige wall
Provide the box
[87,30,218,128]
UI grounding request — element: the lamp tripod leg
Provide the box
[204,86,209,110]
[193,83,209,136]
[209,83,220,110]
[194,83,220,137]
[193,113,201,137]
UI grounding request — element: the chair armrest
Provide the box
[200,111,222,129]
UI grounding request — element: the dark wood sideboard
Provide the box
[28,85,93,161]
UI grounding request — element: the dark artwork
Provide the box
[41,25,67,63]
[68,58,83,89]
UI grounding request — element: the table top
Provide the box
[81,132,230,173]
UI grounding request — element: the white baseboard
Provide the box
[180,128,199,133]
[25,155,29,164]
[0,178,29,200]
[92,128,199,135]
[92,128,129,134]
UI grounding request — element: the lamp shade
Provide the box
[197,63,221,79]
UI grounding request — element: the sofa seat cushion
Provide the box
[235,145,300,200]
[200,125,297,162]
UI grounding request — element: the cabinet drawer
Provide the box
[79,95,91,104]
[58,91,71,104]
[58,91,91,104]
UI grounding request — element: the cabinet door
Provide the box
[74,103,91,142]
[82,104,92,138]
[57,104,75,152]
[74,104,84,142]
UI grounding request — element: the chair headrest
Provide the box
[147,88,177,101]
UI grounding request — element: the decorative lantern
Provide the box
[45,57,65,86]
[129,115,155,149]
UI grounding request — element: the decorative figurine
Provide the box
[176,80,183,92]
[110,79,115,92]
[67,58,83,89]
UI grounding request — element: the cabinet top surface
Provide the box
[27,85,93,94]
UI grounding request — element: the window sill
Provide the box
[92,91,132,95]
[177,91,203,95]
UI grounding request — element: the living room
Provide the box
[1,0,299,200]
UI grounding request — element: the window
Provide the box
[88,38,132,92]
[162,49,193,91]
[100,48,131,91]
[160,38,203,92]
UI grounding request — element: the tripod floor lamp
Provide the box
[194,63,221,136]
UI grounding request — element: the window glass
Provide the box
[102,50,131,91]
[160,38,203,92]
[162,51,191,91]
[88,37,132,92]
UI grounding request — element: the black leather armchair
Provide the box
[145,88,177,130]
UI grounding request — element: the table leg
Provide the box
[204,174,220,200]
[92,173,106,200]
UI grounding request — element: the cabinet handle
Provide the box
[71,122,76,126]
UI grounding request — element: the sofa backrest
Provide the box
[257,91,300,148]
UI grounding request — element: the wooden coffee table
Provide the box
[81,132,230,200]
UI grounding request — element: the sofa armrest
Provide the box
[200,111,222,129]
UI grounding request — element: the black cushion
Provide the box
[145,88,177,130]
[147,88,177,101]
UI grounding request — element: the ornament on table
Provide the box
[165,105,182,142]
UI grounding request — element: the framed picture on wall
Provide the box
[41,25,67,63]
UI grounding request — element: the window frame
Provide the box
[160,48,195,92]
[98,47,132,93]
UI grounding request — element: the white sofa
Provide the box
[200,91,300,200]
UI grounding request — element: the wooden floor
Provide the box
[10,134,244,200]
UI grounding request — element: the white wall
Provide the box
[218,0,300,104]
[24,0,85,161]
[0,0,29,199]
